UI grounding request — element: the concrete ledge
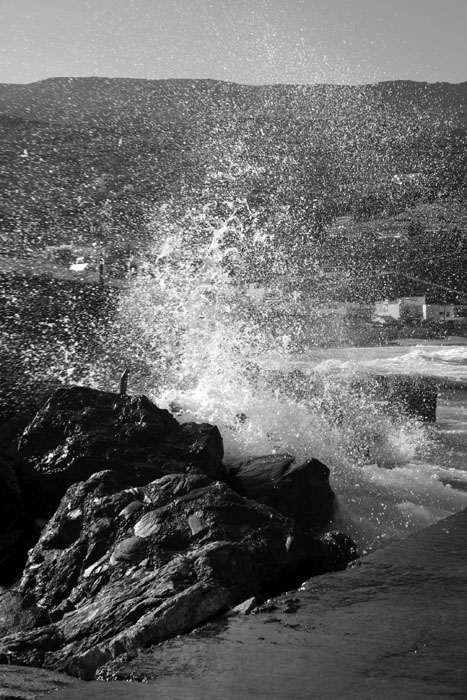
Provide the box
[48,508,467,699]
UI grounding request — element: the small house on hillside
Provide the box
[373,295,467,323]
[424,303,467,323]
[373,296,425,321]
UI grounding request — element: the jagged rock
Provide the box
[17,386,225,517]
[230,596,257,615]
[0,384,358,681]
[320,531,359,571]
[0,589,50,637]
[0,467,344,679]
[225,454,335,532]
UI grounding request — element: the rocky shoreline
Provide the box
[0,385,358,681]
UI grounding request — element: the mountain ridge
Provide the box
[0,77,466,128]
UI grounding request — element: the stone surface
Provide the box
[0,663,79,700]
[225,454,335,533]
[81,509,467,700]
[351,374,438,422]
[0,385,356,682]
[0,466,349,679]
[230,596,257,615]
[17,386,225,517]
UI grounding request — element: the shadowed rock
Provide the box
[0,385,357,680]
[17,386,225,517]
[0,448,31,583]
[225,454,335,533]
[0,468,348,679]
[351,374,438,422]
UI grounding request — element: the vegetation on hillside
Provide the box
[0,77,466,411]
[1,79,465,281]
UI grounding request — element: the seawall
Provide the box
[38,506,467,699]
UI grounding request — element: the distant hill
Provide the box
[0,77,466,280]
[0,77,466,128]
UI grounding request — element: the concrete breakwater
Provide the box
[4,506,464,699]
[43,506,467,700]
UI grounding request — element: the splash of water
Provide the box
[91,195,467,554]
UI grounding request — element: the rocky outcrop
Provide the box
[225,454,335,533]
[0,468,353,680]
[0,385,357,680]
[351,374,438,422]
[17,386,225,517]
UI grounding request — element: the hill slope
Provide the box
[0,77,466,294]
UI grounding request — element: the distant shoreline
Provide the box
[391,336,467,346]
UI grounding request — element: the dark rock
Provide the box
[0,588,50,637]
[261,369,438,423]
[17,386,225,517]
[0,383,358,681]
[225,454,335,533]
[351,374,438,422]
[320,531,359,571]
[0,468,342,679]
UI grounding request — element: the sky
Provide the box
[0,0,466,86]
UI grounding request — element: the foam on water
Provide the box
[100,209,467,554]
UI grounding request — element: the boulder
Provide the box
[0,384,358,680]
[0,468,346,679]
[260,369,438,423]
[351,374,437,422]
[17,386,225,517]
[225,454,335,533]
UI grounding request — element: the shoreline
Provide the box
[41,506,467,699]
[390,336,467,346]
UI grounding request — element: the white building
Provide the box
[423,303,467,322]
[374,295,467,323]
[374,296,425,321]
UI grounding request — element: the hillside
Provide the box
[0,77,466,296]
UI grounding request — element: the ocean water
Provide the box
[278,344,467,552]
[30,217,467,694]
[44,343,467,700]
[150,339,467,555]
[88,227,467,555]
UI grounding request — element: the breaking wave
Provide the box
[89,205,467,554]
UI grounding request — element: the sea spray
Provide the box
[87,199,467,554]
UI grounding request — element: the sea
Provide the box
[10,224,467,697]
[44,339,467,700]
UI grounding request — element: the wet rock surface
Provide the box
[85,509,467,700]
[0,386,357,681]
[17,386,225,518]
[0,663,80,700]
[225,454,335,532]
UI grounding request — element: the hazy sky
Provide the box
[0,0,466,85]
